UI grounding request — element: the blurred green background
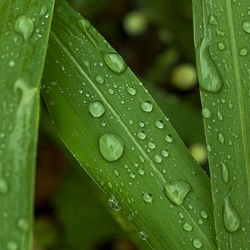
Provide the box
[36,0,207,249]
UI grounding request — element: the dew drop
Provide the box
[154,154,162,163]
[165,134,173,143]
[9,60,15,67]
[148,142,156,150]
[102,51,127,74]
[193,238,203,249]
[78,19,97,47]
[138,168,145,175]
[202,107,211,118]
[138,121,145,127]
[89,101,105,117]
[218,133,225,144]
[239,48,248,56]
[164,180,191,205]
[139,231,148,240]
[141,100,153,112]
[183,222,192,231]
[109,195,121,211]
[95,75,104,84]
[223,196,241,232]
[161,149,169,158]
[200,210,208,219]
[127,87,136,96]
[40,5,48,15]
[99,134,124,162]
[0,178,8,194]
[137,131,146,140]
[221,162,229,183]
[217,42,226,51]
[155,120,164,129]
[143,193,153,203]
[15,15,34,40]
[242,21,250,33]
[17,218,28,231]
[209,15,218,25]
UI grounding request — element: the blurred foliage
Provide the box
[36,0,206,249]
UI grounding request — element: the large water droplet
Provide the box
[193,239,203,249]
[143,193,153,203]
[0,178,8,194]
[109,195,121,211]
[223,196,240,232]
[221,162,229,183]
[242,21,250,33]
[99,134,124,162]
[164,180,191,205]
[78,19,97,47]
[15,15,34,40]
[102,51,127,74]
[89,101,105,117]
[141,100,153,112]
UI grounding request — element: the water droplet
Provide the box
[242,21,250,33]
[137,131,146,140]
[183,222,192,231]
[221,162,229,183]
[178,212,184,219]
[202,107,211,118]
[40,5,48,15]
[223,196,240,232]
[165,134,173,143]
[0,178,8,194]
[89,101,105,117]
[130,173,136,179]
[200,210,208,219]
[217,42,226,50]
[138,168,145,175]
[109,195,121,211]
[102,51,127,74]
[99,134,124,162]
[217,109,223,121]
[15,15,34,40]
[209,15,218,25]
[143,193,153,203]
[161,149,169,158]
[113,170,119,177]
[154,154,162,163]
[95,75,104,84]
[218,133,225,144]
[78,19,97,47]
[9,60,15,67]
[164,180,191,205]
[138,121,145,127]
[155,120,164,129]
[17,218,28,231]
[239,48,248,56]
[127,87,136,96]
[141,100,153,112]
[148,142,156,150]
[193,239,203,249]
[139,231,148,240]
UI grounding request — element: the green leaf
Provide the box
[0,1,54,249]
[193,0,250,248]
[42,0,216,249]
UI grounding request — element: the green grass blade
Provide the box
[42,0,216,249]
[0,1,54,249]
[193,0,250,248]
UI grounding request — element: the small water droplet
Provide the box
[200,210,208,219]
[138,121,145,127]
[139,231,148,240]
[161,149,169,158]
[183,222,192,231]
[221,162,229,183]
[113,170,119,177]
[218,133,225,144]
[17,218,28,231]
[109,195,121,211]
[209,15,218,25]
[138,168,145,175]
[0,178,8,194]
[141,100,153,112]
[15,15,34,40]
[165,134,173,143]
[99,134,124,162]
[239,48,248,56]
[137,131,146,140]
[95,75,104,84]
[164,180,191,205]
[202,107,211,118]
[40,5,48,15]
[217,42,226,50]
[148,142,156,150]
[242,21,250,33]
[9,60,15,67]
[102,51,127,74]
[193,238,203,249]
[89,101,105,117]
[127,87,136,96]
[155,120,164,129]
[217,109,223,121]
[223,196,241,232]
[154,154,162,163]
[143,193,153,203]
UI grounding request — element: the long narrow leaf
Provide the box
[0,1,54,249]
[42,0,216,249]
[193,0,250,248]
